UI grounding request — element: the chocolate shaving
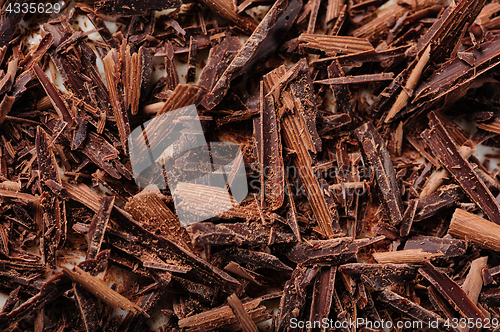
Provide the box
[355,122,404,225]
[204,0,302,109]
[227,293,260,332]
[86,196,114,260]
[422,112,500,224]
[178,296,270,332]
[191,222,295,247]
[33,64,74,127]
[419,262,485,323]
[62,265,148,316]
[309,266,336,330]
[340,263,416,288]
[378,289,453,331]
[95,0,182,16]
[285,236,384,265]
[277,266,318,331]
[315,72,394,85]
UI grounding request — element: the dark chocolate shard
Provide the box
[191,222,295,247]
[378,289,455,332]
[87,196,115,260]
[254,80,285,211]
[215,248,293,271]
[196,0,258,35]
[284,236,384,265]
[198,36,240,108]
[421,112,500,225]
[1,287,21,314]
[186,36,198,84]
[86,13,118,48]
[410,0,486,63]
[74,285,99,332]
[178,296,269,332]
[95,0,182,16]
[204,0,302,109]
[33,64,74,127]
[298,34,374,55]
[479,288,500,307]
[419,262,485,323]
[103,49,130,154]
[355,122,404,225]
[227,293,260,332]
[224,262,271,286]
[315,72,394,85]
[125,188,193,252]
[265,62,338,237]
[400,198,418,237]
[404,236,467,258]
[286,184,301,242]
[309,266,336,330]
[339,263,416,288]
[318,113,351,135]
[413,184,464,222]
[0,273,72,329]
[277,266,318,332]
[325,60,353,117]
[119,283,166,332]
[414,34,500,106]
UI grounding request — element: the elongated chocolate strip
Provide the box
[103,49,130,154]
[204,0,302,109]
[95,0,182,16]
[373,249,443,264]
[277,266,318,332]
[286,182,302,241]
[0,188,36,202]
[309,266,336,332]
[216,247,293,271]
[196,0,257,35]
[449,208,500,252]
[355,122,404,225]
[265,62,339,237]
[421,112,500,225]
[298,34,374,55]
[315,72,394,85]
[191,222,295,247]
[186,36,198,84]
[178,297,269,332]
[326,60,353,117]
[419,262,485,323]
[125,188,193,252]
[227,293,259,332]
[33,63,74,127]
[86,12,118,48]
[87,196,115,260]
[285,236,384,265]
[0,58,18,95]
[224,262,270,286]
[254,79,284,211]
[340,263,416,288]
[0,94,14,126]
[461,256,488,312]
[404,235,467,257]
[400,198,418,236]
[413,184,463,222]
[414,34,500,105]
[74,285,99,332]
[378,289,454,331]
[63,266,147,316]
[0,273,72,329]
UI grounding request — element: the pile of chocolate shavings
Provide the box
[3,0,500,331]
